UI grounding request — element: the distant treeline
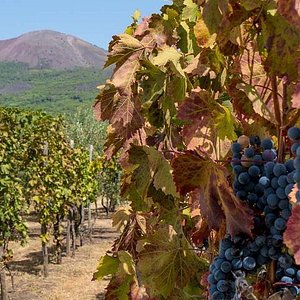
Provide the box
[0,62,111,115]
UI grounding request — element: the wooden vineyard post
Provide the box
[0,266,8,300]
[54,215,62,264]
[70,208,76,258]
[66,210,71,257]
[41,224,49,278]
[42,142,49,278]
[66,140,74,257]
[79,204,84,247]
[88,145,93,241]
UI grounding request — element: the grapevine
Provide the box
[93,0,300,299]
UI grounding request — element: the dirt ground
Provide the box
[4,210,119,300]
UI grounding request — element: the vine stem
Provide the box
[271,76,284,163]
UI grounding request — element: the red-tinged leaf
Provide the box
[278,0,300,30]
[190,218,210,246]
[110,96,144,135]
[253,280,268,299]
[172,151,253,237]
[105,34,146,68]
[200,271,209,288]
[93,82,117,121]
[105,275,132,300]
[283,204,300,265]
[291,81,300,108]
[134,17,150,37]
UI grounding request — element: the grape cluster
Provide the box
[208,130,300,299]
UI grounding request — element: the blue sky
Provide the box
[1,0,169,49]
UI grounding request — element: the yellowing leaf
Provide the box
[236,83,274,122]
[215,104,237,140]
[112,208,131,232]
[93,254,119,281]
[138,225,207,298]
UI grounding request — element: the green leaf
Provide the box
[143,146,179,198]
[152,46,183,73]
[182,0,200,23]
[215,104,237,140]
[240,0,262,11]
[261,13,300,81]
[202,0,228,34]
[93,254,120,281]
[236,82,274,122]
[132,10,141,23]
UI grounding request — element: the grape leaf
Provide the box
[105,275,132,300]
[122,145,178,208]
[138,225,207,298]
[93,254,119,281]
[202,0,228,34]
[240,0,262,11]
[105,34,146,68]
[215,104,237,140]
[283,204,300,265]
[236,83,274,122]
[278,0,300,30]
[172,150,253,237]
[261,14,300,81]
[178,88,236,141]
[93,83,117,121]
[143,147,179,198]
[182,0,200,23]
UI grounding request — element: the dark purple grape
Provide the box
[220,261,232,273]
[213,269,226,281]
[273,164,287,177]
[278,199,289,210]
[262,149,276,161]
[280,209,292,220]
[287,127,300,141]
[267,193,279,208]
[259,176,270,187]
[285,159,295,172]
[274,218,286,231]
[238,172,250,184]
[244,147,255,158]
[231,258,243,270]
[261,138,274,150]
[279,254,293,269]
[278,175,287,187]
[276,187,287,200]
[271,177,279,189]
[285,268,296,277]
[293,157,300,170]
[243,257,256,270]
[231,142,241,154]
[255,235,266,247]
[248,165,260,177]
[250,135,261,146]
[291,142,300,156]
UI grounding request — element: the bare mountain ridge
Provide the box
[0,30,107,69]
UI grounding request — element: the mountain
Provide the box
[0,30,107,69]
